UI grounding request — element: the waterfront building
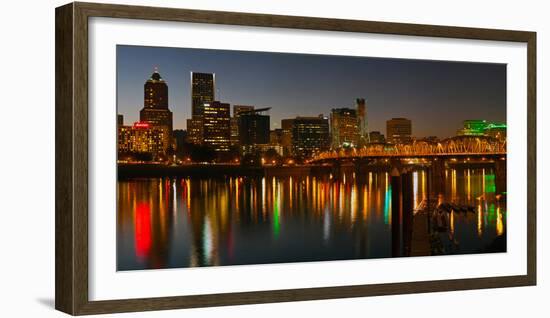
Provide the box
[117,114,124,127]
[270,129,284,144]
[356,98,369,145]
[456,120,507,142]
[292,115,330,158]
[419,136,439,143]
[139,70,173,152]
[269,129,285,156]
[368,131,386,143]
[118,121,166,156]
[230,105,255,146]
[172,129,187,151]
[330,108,360,148]
[485,123,507,142]
[203,101,231,152]
[386,117,412,144]
[238,108,271,154]
[256,143,284,157]
[456,120,487,136]
[186,116,203,145]
[280,119,295,156]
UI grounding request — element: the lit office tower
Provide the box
[230,105,255,146]
[188,72,215,145]
[386,118,412,144]
[191,72,215,116]
[280,119,295,156]
[292,115,330,158]
[356,98,369,145]
[139,69,173,152]
[330,108,360,148]
[203,101,231,152]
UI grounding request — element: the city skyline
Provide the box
[117,45,506,139]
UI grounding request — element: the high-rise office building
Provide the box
[356,98,369,145]
[386,118,412,144]
[238,108,271,153]
[139,70,173,152]
[230,105,255,146]
[203,101,231,152]
[190,72,215,117]
[280,119,295,156]
[330,108,360,148]
[186,117,204,145]
[188,72,215,145]
[292,115,330,158]
[172,129,187,151]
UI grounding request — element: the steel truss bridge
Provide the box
[311,136,506,162]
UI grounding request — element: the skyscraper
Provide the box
[330,108,360,148]
[292,116,330,158]
[230,105,255,146]
[191,72,215,117]
[238,108,270,153]
[356,98,369,145]
[139,69,173,152]
[280,119,295,156]
[188,72,215,145]
[386,118,412,144]
[203,101,231,152]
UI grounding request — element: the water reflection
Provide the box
[117,167,506,271]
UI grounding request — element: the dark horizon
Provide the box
[117,45,506,138]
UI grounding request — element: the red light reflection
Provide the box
[134,202,152,259]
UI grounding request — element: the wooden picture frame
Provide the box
[55,2,536,315]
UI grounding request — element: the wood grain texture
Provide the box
[55,2,537,315]
[55,2,75,314]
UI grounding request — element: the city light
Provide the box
[115,48,507,273]
[133,121,150,128]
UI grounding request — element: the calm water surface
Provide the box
[117,168,506,271]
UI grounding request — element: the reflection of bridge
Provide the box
[308,135,507,200]
[312,136,506,162]
[305,136,507,258]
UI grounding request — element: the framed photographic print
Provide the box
[55,2,536,315]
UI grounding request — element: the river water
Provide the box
[117,167,506,271]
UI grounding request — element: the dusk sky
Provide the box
[117,45,506,138]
